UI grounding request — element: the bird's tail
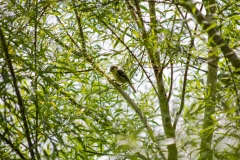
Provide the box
[129,83,137,93]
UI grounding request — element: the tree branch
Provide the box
[0,27,35,159]
[178,1,240,69]
[0,133,26,159]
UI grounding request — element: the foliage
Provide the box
[0,0,240,159]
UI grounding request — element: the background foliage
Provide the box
[0,0,240,159]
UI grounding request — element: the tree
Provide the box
[0,0,240,159]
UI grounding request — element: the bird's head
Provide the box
[110,65,118,72]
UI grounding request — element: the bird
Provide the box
[110,65,137,93]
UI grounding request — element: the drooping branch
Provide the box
[178,1,240,69]
[0,27,35,159]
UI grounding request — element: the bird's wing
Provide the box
[117,69,131,82]
[117,69,137,93]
